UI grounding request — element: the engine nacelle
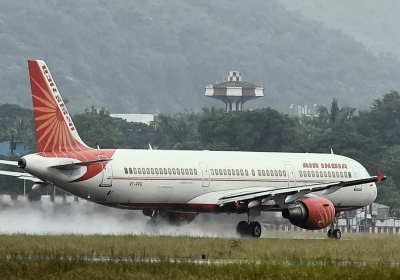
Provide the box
[282,197,335,230]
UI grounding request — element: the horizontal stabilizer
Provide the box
[50,158,112,169]
[0,160,18,166]
[0,170,43,182]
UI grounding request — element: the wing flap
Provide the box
[217,170,386,206]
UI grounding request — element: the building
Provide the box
[205,71,264,112]
[0,140,29,158]
[110,114,157,125]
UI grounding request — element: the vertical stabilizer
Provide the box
[27,60,91,152]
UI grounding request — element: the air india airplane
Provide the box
[0,60,386,239]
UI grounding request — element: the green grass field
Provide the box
[1,233,400,279]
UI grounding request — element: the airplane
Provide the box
[0,60,386,239]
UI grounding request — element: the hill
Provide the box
[279,0,400,58]
[1,0,400,114]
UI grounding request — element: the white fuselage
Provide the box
[22,150,377,213]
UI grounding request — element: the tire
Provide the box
[327,228,333,238]
[250,221,262,238]
[236,221,250,237]
[333,229,341,239]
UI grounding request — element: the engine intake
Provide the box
[282,197,335,230]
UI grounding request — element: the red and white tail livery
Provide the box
[0,59,387,239]
[28,60,90,152]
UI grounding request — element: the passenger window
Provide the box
[340,171,343,178]
[194,169,197,175]
[124,167,128,174]
[320,171,323,177]
[142,168,146,174]
[159,168,163,175]
[176,168,180,175]
[344,172,348,178]
[251,170,255,176]
[227,169,231,175]
[332,172,335,178]
[245,170,249,176]
[283,170,286,177]
[219,169,223,175]
[336,171,339,178]
[232,169,235,175]
[307,171,311,177]
[168,168,172,175]
[133,168,137,174]
[240,169,244,176]
[262,170,265,176]
[311,171,314,177]
[348,172,352,178]
[185,168,188,175]
[146,168,150,174]
[189,169,193,175]
[299,171,303,177]
[258,170,261,176]
[151,168,154,174]
[172,168,176,175]
[316,171,319,177]
[270,170,274,176]
[266,170,270,176]
[164,168,167,174]
[328,171,331,177]
[138,168,142,174]
[211,169,214,175]
[127,167,131,174]
[236,169,240,176]
[275,170,278,176]
[181,168,185,174]
[324,171,327,177]
[279,170,282,177]
[223,169,227,175]
[155,168,159,175]
[215,169,219,175]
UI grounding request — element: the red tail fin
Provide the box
[27,60,91,152]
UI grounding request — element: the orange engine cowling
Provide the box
[282,197,336,230]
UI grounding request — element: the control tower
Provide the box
[205,71,264,112]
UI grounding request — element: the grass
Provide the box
[0,233,400,264]
[1,233,400,279]
[1,258,400,280]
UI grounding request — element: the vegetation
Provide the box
[0,234,400,279]
[2,258,400,280]
[2,1,400,114]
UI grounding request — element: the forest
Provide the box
[0,91,399,215]
[2,0,400,114]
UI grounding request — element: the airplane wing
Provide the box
[0,170,43,182]
[217,170,386,207]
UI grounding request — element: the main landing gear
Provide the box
[236,205,262,238]
[327,213,341,239]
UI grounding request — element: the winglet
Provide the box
[376,170,386,183]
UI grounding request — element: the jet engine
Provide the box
[282,197,335,230]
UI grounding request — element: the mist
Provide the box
[0,199,241,238]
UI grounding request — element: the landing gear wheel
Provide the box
[332,229,341,239]
[250,221,262,238]
[327,228,333,238]
[236,221,250,237]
